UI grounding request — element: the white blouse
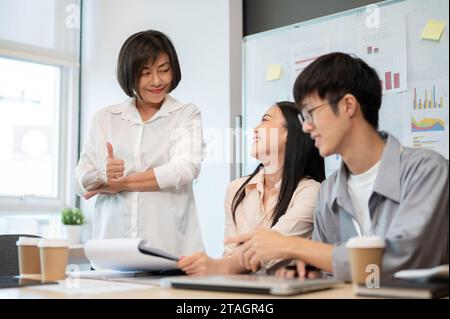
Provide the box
[74,95,205,256]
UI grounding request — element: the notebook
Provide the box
[394,264,449,281]
[74,268,184,281]
[353,278,449,299]
[160,275,341,296]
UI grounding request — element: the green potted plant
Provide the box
[61,207,85,245]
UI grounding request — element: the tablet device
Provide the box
[0,276,58,289]
[138,239,179,261]
[160,274,341,296]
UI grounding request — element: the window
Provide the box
[0,0,81,215]
[0,57,61,198]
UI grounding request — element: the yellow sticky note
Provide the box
[421,20,446,41]
[265,64,282,81]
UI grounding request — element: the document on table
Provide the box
[84,238,178,272]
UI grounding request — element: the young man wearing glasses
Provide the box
[227,52,449,281]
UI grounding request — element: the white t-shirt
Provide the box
[347,161,381,236]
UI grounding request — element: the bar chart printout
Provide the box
[360,15,408,95]
[403,78,449,158]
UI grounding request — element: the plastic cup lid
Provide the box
[16,237,41,246]
[37,239,69,248]
[346,236,385,248]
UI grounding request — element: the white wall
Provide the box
[80,0,242,257]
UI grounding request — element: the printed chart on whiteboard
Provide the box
[290,41,330,87]
[359,15,408,95]
[403,77,449,158]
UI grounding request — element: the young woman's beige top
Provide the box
[223,168,321,255]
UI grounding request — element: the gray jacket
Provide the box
[312,132,449,281]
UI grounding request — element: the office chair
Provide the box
[0,234,41,276]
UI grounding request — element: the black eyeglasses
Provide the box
[298,96,344,125]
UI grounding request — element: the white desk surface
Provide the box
[0,276,361,299]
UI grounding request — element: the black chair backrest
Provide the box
[0,234,41,276]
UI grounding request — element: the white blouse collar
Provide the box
[106,94,184,123]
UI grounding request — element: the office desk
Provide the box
[0,277,360,299]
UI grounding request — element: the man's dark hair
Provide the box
[117,30,181,98]
[293,52,382,129]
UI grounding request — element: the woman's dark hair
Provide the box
[117,30,182,98]
[293,52,382,129]
[231,101,325,227]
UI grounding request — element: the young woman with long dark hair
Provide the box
[178,101,325,275]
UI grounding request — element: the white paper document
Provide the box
[84,238,178,271]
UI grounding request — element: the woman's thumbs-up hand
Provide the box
[106,142,125,182]
[82,142,126,199]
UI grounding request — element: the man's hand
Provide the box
[225,228,291,272]
[274,260,322,279]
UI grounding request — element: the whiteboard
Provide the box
[242,0,449,176]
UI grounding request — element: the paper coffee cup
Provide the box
[16,237,42,275]
[38,239,69,282]
[346,236,385,285]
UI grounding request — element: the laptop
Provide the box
[160,275,341,296]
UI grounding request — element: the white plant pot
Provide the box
[63,225,82,245]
